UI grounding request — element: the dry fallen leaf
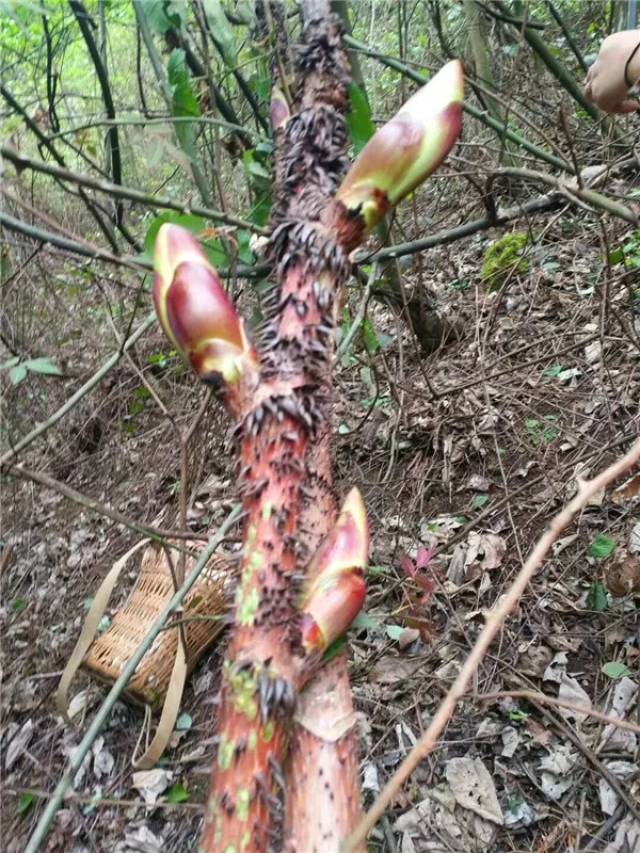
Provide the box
[604,812,640,852]
[445,756,504,825]
[371,655,420,685]
[557,674,592,723]
[611,472,640,504]
[131,769,173,806]
[598,761,637,815]
[464,532,506,577]
[517,644,553,678]
[5,719,34,770]
[605,552,640,596]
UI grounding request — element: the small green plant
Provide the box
[1,355,63,386]
[123,385,152,433]
[609,229,640,271]
[587,581,608,612]
[589,534,616,559]
[481,232,529,292]
[602,661,631,679]
[524,415,559,447]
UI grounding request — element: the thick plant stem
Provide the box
[199,8,463,851]
[201,8,358,850]
[463,0,518,166]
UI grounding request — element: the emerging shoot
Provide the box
[153,224,257,388]
[336,60,464,229]
[300,488,369,654]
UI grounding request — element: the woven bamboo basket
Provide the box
[83,543,233,708]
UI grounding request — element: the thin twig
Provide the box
[0,313,156,467]
[336,264,377,359]
[2,145,267,234]
[477,690,640,736]
[4,465,206,543]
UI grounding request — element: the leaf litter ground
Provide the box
[2,197,639,853]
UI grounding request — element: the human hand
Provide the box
[584,29,640,114]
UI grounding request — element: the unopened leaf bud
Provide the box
[336,60,464,229]
[153,224,257,386]
[300,488,369,653]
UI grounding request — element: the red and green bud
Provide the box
[153,224,257,386]
[270,88,290,132]
[300,488,369,654]
[336,60,464,229]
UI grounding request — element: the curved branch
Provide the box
[133,4,213,206]
[1,145,268,234]
[70,0,124,225]
[0,209,265,279]
[193,1,269,134]
[42,13,61,132]
[497,0,599,120]
[163,24,253,147]
[4,464,206,542]
[0,312,155,467]
[0,82,120,251]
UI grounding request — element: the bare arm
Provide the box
[584,29,640,114]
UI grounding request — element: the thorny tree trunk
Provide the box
[201,4,364,850]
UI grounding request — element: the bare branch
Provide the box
[2,145,268,234]
[5,464,206,542]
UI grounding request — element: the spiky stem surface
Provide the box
[196,5,463,851]
[200,8,359,852]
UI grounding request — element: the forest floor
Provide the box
[2,181,640,853]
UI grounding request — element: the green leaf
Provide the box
[167,48,200,154]
[322,634,347,661]
[587,581,608,612]
[472,494,490,509]
[9,364,27,385]
[17,792,35,815]
[144,212,206,255]
[346,83,374,155]
[24,357,63,376]
[249,193,272,227]
[543,365,563,378]
[608,246,624,265]
[361,316,379,354]
[175,712,192,731]
[508,709,529,722]
[11,597,28,613]
[202,0,236,65]
[140,0,187,34]
[235,230,255,265]
[166,783,189,804]
[352,611,380,630]
[243,149,271,182]
[0,355,20,369]
[589,534,616,560]
[385,624,404,641]
[602,661,631,679]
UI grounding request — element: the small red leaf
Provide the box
[399,553,416,578]
[415,547,434,570]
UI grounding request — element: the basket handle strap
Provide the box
[56,539,149,720]
[131,629,188,770]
